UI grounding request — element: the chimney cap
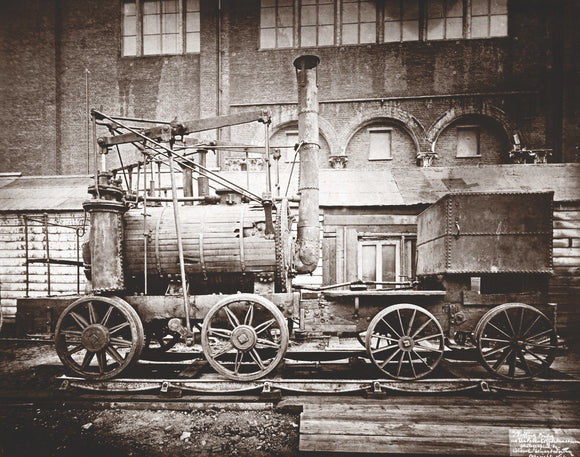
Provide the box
[293,55,320,70]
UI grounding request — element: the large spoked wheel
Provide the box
[366,304,445,380]
[55,296,144,380]
[475,303,558,380]
[201,294,289,381]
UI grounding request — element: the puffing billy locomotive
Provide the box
[53,56,558,382]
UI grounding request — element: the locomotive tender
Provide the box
[54,56,558,382]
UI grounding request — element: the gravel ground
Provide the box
[0,339,300,457]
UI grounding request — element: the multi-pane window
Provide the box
[341,0,377,44]
[384,0,419,42]
[122,0,200,57]
[284,131,300,162]
[471,0,508,38]
[358,236,416,288]
[368,128,392,160]
[301,0,335,47]
[456,126,480,157]
[427,0,464,40]
[260,0,295,49]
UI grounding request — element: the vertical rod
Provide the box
[44,213,51,296]
[157,161,162,197]
[168,146,191,332]
[245,149,250,191]
[76,229,80,294]
[264,123,272,194]
[143,159,148,295]
[86,69,90,174]
[92,112,100,198]
[24,216,29,297]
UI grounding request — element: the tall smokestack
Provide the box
[293,55,320,274]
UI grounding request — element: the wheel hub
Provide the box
[81,325,110,352]
[398,336,415,352]
[231,325,257,351]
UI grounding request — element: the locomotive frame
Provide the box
[51,55,559,383]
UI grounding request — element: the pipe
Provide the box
[293,55,320,274]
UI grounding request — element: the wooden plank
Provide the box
[553,239,571,248]
[345,228,358,282]
[554,229,580,239]
[335,227,344,284]
[554,210,580,221]
[322,236,336,286]
[553,256,580,267]
[554,247,580,257]
[324,214,417,226]
[554,220,580,229]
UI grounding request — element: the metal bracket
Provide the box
[260,381,281,400]
[365,381,387,399]
[59,379,70,391]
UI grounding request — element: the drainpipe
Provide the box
[293,55,320,274]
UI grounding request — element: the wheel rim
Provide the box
[201,294,289,381]
[476,303,557,380]
[55,296,144,380]
[366,304,445,380]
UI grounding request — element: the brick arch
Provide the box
[269,116,339,157]
[427,104,522,150]
[341,106,428,156]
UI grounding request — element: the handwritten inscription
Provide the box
[510,428,580,457]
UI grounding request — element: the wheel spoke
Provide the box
[522,347,549,365]
[70,311,89,330]
[378,348,401,369]
[396,308,405,336]
[106,345,125,365]
[109,321,130,335]
[507,350,517,378]
[87,302,97,325]
[492,347,513,371]
[415,333,443,344]
[396,351,405,377]
[526,328,555,343]
[414,343,444,353]
[224,306,240,328]
[67,344,85,356]
[244,304,254,326]
[372,334,398,343]
[371,344,399,355]
[481,337,511,344]
[522,314,542,338]
[209,327,233,340]
[80,351,94,370]
[233,351,244,375]
[249,348,266,371]
[488,322,512,339]
[256,338,280,349]
[62,330,83,344]
[110,337,133,348]
[97,351,107,374]
[482,344,511,359]
[502,309,516,335]
[212,342,234,358]
[408,351,417,378]
[411,317,435,339]
[254,318,276,335]
[518,307,525,338]
[101,306,113,326]
[524,340,557,350]
[516,347,532,376]
[406,309,417,336]
[380,318,401,339]
[412,349,431,370]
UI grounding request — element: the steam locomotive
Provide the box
[53,56,558,382]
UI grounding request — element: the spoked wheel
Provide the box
[475,303,558,380]
[55,296,144,380]
[143,321,181,356]
[201,294,289,381]
[366,304,445,380]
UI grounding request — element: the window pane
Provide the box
[186,31,200,52]
[491,0,507,14]
[302,0,316,4]
[428,0,444,18]
[472,0,489,16]
[446,17,463,38]
[163,13,179,33]
[301,5,317,26]
[457,127,480,157]
[277,27,294,47]
[361,245,377,282]
[123,2,136,16]
[123,36,137,56]
[402,0,419,20]
[301,26,317,46]
[143,14,161,34]
[261,0,276,7]
[319,3,335,25]
[342,2,358,23]
[143,35,162,54]
[124,16,137,36]
[261,28,276,48]
[381,245,396,282]
[278,0,292,6]
[402,20,419,40]
[384,21,401,42]
[162,0,178,13]
[186,0,200,12]
[490,14,508,36]
[319,24,334,45]
[162,33,178,53]
[384,0,401,21]
[143,1,160,15]
[471,15,489,37]
[342,23,358,43]
[447,0,463,17]
[360,22,376,43]
[369,130,391,160]
[186,12,200,32]
[427,18,444,39]
[278,6,294,27]
[360,1,376,23]
[261,7,276,28]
